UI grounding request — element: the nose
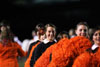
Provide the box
[50,32,53,35]
[82,30,85,33]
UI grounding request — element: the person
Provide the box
[22,23,45,53]
[26,30,38,50]
[88,27,94,39]
[26,23,45,57]
[31,30,38,42]
[48,21,92,67]
[24,34,45,67]
[75,21,89,38]
[34,31,69,67]
[0,20,22,46]
[0,20,26,67]
[68,28,76,38]
[57,31,69,41]
[72,26,100,67]
[30,23,57,67]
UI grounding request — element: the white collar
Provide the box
[43,39,56,44]
[54,39,57,42]
[91,44,99,50]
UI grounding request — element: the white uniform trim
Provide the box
[43,39,57,44]
[91,44,99,50]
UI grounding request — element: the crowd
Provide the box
[0,20,100,67]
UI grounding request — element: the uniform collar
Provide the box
[91,44,99,50]
[43,39,57,44]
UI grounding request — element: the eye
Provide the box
[94,33,97,36]
[79,29,82,32]
[48,31,51,33]
[52,31,54,33]
[84,29,87,32]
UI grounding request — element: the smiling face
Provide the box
[93,30,100,45]
[45,26,56,42]
[75,25,88,37]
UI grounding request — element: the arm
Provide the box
[15,42,26,57]
[30,43,43,67]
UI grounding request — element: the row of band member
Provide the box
[0,20,99,67]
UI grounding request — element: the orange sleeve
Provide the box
[24,42,40,67]
[48,36,92,67]
[0,42,19,67]
[34,38,69,67]
[48,38,69,67]
[15,42,26,57]
[72,52,91,67]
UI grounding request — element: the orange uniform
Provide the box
[0,41,25,67]
[24,42,40,67]
[34,38,69,67]
[49,36,92,67]
[73,47,100,67]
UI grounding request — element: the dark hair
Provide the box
[90,26,100,41]
[0,20,14,42]
[57,31,69,41]
[35,23,44,32]
[76,21,89,30]
[45,23,56,32]
[0,27,14,43]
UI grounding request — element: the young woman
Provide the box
[26,23,45,58]
[30,23,57,67]
[24,34,45,67]
[48,21,92,67]
[72,26,100,67]
[0,20,25,67]
[22,23,45,53]
[34,31,69,67]
[75,21,89,38]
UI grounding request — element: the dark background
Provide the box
[0,0,99,41]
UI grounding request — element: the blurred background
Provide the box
[0,0,99,41]
[0,0,99,67]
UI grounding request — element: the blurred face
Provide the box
[40,34,45,41]
[75,25,88,37]
[93,30,100,45]
[69,29,74,36]
[1,26,7,32]
[37,28,45,39]
[38,28,45,35]
[45,27,56,41]
[63,34,68,38]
